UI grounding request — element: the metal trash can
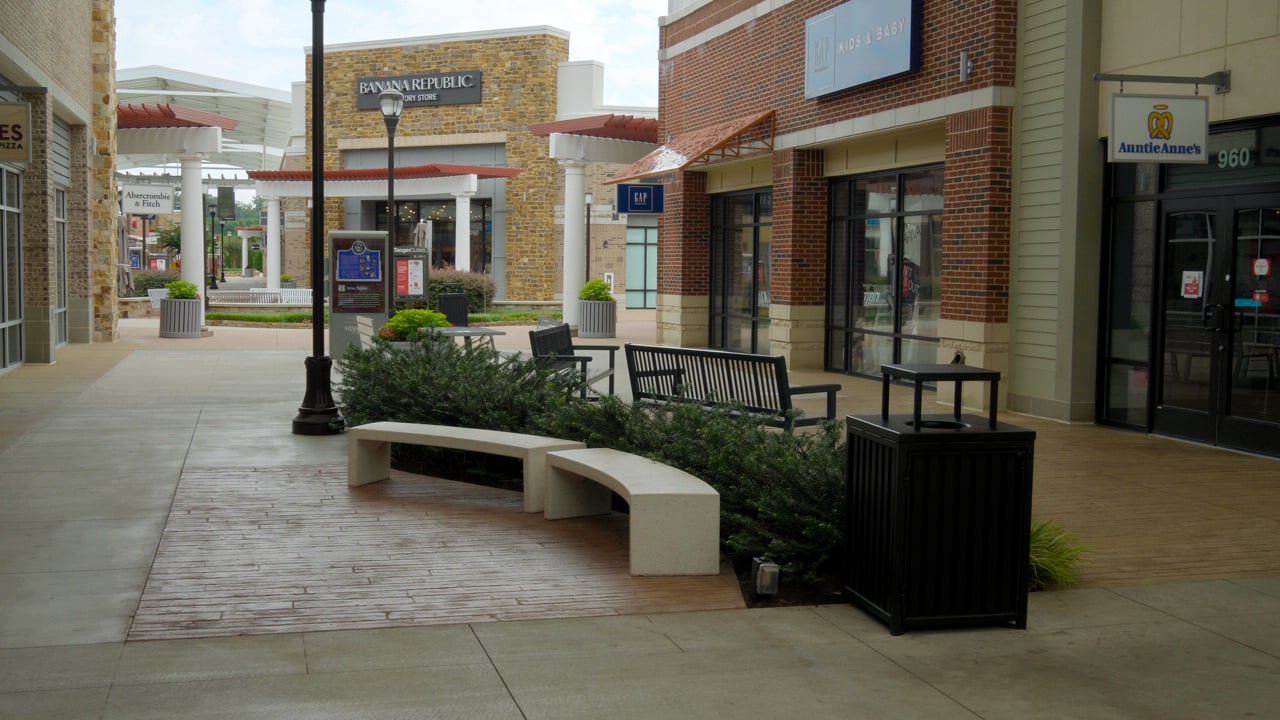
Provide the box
[844,363,1034,635]
[440,292,469,327]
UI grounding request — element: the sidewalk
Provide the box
[0,314,1277,718]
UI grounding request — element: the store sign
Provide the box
[804,0,920,99]
[120,185,175,214]
[0,102,31,163]
[616,184,664,214]
[356,71,483,109]
[1109,94,1208,164]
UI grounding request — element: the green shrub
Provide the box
[165,280,199,299]
[379,308,451,341]
[399,269,496,314]
[1028,518,1087,589]
[579,279,614,301]
[280,274,293,284]
[130,270,181,297]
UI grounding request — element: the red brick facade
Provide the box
[943,107,1014,324]
[658,0,1019,352]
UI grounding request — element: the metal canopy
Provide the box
[116,66,292,172]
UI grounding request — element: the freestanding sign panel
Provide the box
[617,184,665,214]
[330,230,389,358]
[1109,94,1208,164]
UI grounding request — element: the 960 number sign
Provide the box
[1217,146,1252,169]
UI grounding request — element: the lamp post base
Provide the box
[292,355,345,435]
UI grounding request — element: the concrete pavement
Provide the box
[0,313,1277,718]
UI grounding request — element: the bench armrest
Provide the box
[572,344,618,395]
[788,383,841,420]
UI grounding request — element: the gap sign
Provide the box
[616,184,664,214]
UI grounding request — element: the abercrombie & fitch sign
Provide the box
[356,71,483,109]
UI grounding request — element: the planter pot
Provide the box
[579,299,617,338]
[159,297,202,338]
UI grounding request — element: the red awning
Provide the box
[528,113,660,144]
[118,103,240,131]
[607,110,776,184]
[247,163,522,182]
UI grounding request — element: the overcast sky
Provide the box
[115,0,667,108]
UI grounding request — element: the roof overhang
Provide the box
[529,114,659,143]
[246,163,522,199]
[117,102,241,158]
[607,110,776,184]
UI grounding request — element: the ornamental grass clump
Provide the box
[1028,518,1087,589]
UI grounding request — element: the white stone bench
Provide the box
[544,448,720,576]
[347,421,585,513]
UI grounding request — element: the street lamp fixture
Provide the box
[208,205,218,290]
[379,88,403,318]
[585,192,593,281]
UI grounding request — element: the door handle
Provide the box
[1201,304,1225,332]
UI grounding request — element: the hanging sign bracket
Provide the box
[1092,70,1230,95]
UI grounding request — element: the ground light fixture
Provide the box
[752,556,780,596]
[292,0,343,436]
[380,88,403,318]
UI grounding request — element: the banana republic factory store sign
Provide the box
[356,71,483,109]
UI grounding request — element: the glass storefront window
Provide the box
[710,190,772,354]
[827,166,943,377]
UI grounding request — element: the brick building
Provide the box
[289,27,658,308]
[0,1,118,373]
[618,0,1280,458]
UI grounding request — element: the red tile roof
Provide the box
[118,103,240,131]
[528,114,660,143]
[247,163,523,182]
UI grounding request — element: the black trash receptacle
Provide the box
[844,363,1034,635]
[440,293,469,327]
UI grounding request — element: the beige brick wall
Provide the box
[0,0,95,106]
[305,31,568,301]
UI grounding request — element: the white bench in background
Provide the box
[347,421,584,513]
[544,448,721,576]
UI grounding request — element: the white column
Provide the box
[177,153,207,329]
[265,197,282,290]
[177,154,205,292]
[240,233,249,275]
[453,191,474,272]
[561,161,587,328]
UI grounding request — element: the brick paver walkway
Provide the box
[130,465,744,640]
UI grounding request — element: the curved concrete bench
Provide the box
[347,421,584,513]
[544,448,720,576]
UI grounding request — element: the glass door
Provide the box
[1154,196,1280,453]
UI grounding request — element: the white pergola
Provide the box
[528,114,658,326]
[116,66,291,173]
[247,164,522,290]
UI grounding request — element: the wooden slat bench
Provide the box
[347,421,585,513]
[544,448,721,576]
[624,343,841,432]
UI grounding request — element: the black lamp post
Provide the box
[219,218,227,282]
[208,205,218,289]
[379,88,403,318]
[584,192,593,281]
[292,0,343,436]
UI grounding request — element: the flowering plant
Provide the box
[378,308,451,341]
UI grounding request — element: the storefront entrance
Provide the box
[1154,197,1280,453]
[1102,119,1280,457]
